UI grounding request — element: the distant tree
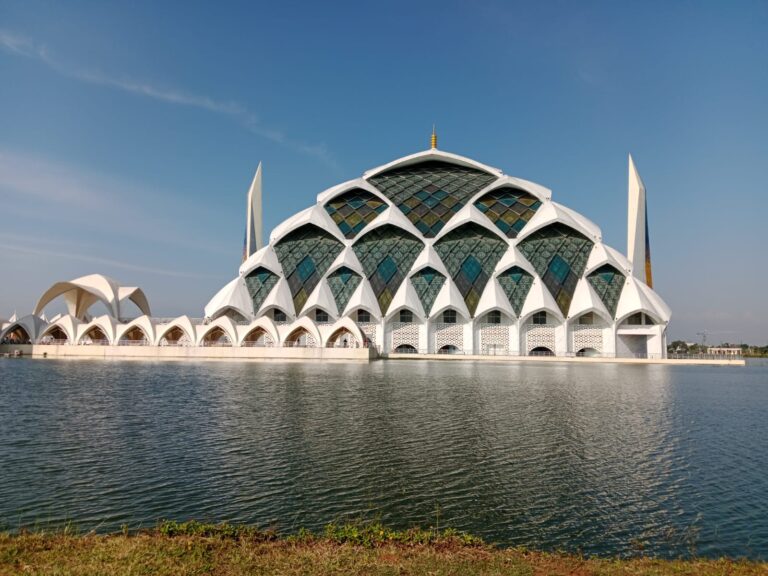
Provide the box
[668,340,689,354]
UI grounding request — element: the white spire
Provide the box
[244,162,263,262]
[627,154,653,288]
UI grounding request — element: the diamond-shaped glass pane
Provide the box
[433,222,508,316]
[497,266,534,317]
[352,225,423,315]
[474,187,541,238]
[517,223,594,317]
[368,160,497,238]
[587,264,625,318]
[324,188,388,239]
[327,266,362,315]
[410,267,446,316]
[274,224,344,314]
[244,267,279,315]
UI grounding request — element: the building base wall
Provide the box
[0,344,376,362]
[1,344,745,366]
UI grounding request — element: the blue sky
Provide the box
[1,0,766,343]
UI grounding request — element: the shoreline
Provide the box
[1,521,765,575]
[0,343,746,366]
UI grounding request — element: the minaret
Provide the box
[627,154,653,288]
[243,162,263,263]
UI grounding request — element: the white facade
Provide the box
[2,147,672,359]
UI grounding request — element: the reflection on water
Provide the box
[0,358,766,558]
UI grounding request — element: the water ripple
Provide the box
[0,359,766,558]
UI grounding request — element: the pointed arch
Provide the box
[115,316,155,345]
[283,327,318,348]
[0,323,31,344]
[39,324,70,344]
[198,317,237,347]
[157,324,193,347]
[281,316,321,347]
[79,325,110,345]
[238,318,279,347]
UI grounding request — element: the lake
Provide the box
[0,358,766,558]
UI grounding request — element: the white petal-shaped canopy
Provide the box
[34,274,150,320]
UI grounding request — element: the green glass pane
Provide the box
[368,160,497,238]
[274,224,344,315]
[473,187,542,238]
[587,264,625,317]
[244,267,279,315]
[324,188,387,239]
[497,266,534,316]
[517,222,594,317]
[352,224,423,315]
[410,267,446,316]
[327,266,362,314]
[433,222,508,316]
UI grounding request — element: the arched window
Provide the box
[315,309,329,323]
[357,309,371,323]
[273,309,287,323]
[578,312,595,325]
[399,309,413,323]
[485,310,501,324]
[532,311,547,325]
[442,309,457,324]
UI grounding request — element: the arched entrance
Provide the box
[40,326,68,345]
[394,344,417,354]
[80,326,109,345]
[529,346,554,356]
[576,347,600,357]
[158,326,192,347]
[242,327,274,347]
[1,325,31,344]
[438,344,461,355]
[119,326,149,346]
[326,328,359,348]
[284,327,317,348]
[201,327,232,347]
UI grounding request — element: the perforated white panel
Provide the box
[391,322,420,350]
[571,326,603,354]
[434,323,463,352]
[524,324,556,353]
[479,323,510,354]
[358,322,378,347]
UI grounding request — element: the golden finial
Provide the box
[430,125,437,149]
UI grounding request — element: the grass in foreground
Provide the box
[1,520,766,575]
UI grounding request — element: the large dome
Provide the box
[205,147,670,357]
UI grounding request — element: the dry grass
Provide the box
[0,523,766,576]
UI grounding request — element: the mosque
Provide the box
[1,133,676,361]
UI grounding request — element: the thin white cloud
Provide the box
[0,148,230,255]
[0,29,339,169]
[1,242,221,280]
